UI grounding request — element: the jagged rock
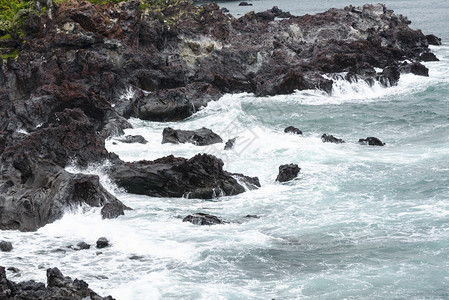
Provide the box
[426,34,442,45]
[276,164,300,182]
[399,62,429,76]
[182,213,228,225]
[101,201,131,219]
[109,154,260,199]
[96,237,110,249]
[115,135,148,144]
[224,137,237,150]
[420,52,439,62]
[239,2,253,6]
[162,127,223,146]
[284,126,302,135]
[0,241,13,252]
[0,266,114,299]
[359,137,385,146]
[321,134,345,144]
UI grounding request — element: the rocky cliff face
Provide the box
[0,0,440,231]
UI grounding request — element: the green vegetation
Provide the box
[0,0,36,38]
[1,48,18,60]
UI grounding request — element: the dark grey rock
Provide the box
[358,137,385,146]
[321,134,345,144]
[284,126,302,135]
[224,137,237,150]
[162,127,223,146]
[115,135,148,144]
[96,237,110,249]
[0,241,13,252]
[276,164,300,182]
[182,213,228,225]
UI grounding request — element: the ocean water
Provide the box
[1,1,449,299]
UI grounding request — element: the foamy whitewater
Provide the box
[2,1,449,299]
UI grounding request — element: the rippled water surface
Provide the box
[1,1,449,299]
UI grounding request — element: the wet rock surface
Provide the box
[321,134,345,144]
[162,127,223,146]
[359,137,386,146]
[276,164,301,182]
[183,213,228,225]
[0,266,114,299]
[284,126,302,135]
[109,154,260,199]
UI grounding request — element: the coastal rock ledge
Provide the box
[0,266,114,300]
[0,0,440,231]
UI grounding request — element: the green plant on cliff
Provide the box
[0,0,36,38]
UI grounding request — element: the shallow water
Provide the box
[1,2,449,300]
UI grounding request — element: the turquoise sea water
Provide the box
[1,1,449,299]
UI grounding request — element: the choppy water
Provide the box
[1,1,449,299]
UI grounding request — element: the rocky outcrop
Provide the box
[0,0,440,231]
[321,134,345,144]
[0,266,114,299]
[162,127,223,146]
[183,212,228,225]
[108,154,260,199]
[276,164,300,182]
[359,137,385,146]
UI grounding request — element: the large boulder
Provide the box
[109,154,260,199]
[162,127,223,146]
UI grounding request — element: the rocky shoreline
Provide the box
[0,0,441,294]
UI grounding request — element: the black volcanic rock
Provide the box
[276,164,300,182]
[0,266,114,299]
[359,137,385,146]
[109,154,260,199]
[0,241,13,252]
[284,126,302,135]
[162,127,223,146]
[96,237,110,249]
[116,135,148,144]
[321,134,345,144]
[224,137,237,150]
[183,213,228,225]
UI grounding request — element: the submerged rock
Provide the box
[162,127,223,146]
[183,213,228,225]
[359,137,386,146]
[276,164,301,182]
[115,135,148,144]
[321,134,345,144]
[0,266,114,299]
[284,126,302,135]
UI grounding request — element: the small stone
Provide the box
[182,213,227,225]
[0,241,13,252]
[239,1,253,6]
[96,237,109,249]
[129,255,145,260]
